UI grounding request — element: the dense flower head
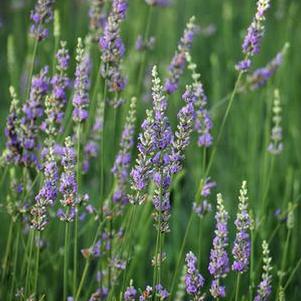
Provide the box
[267,89,283,155]
[31,145,59,231]
[164,16,197,94]
[83,101,104,173]
[184,251,205,298]
[21,66,50,167]
[99,0,128,105]
[124,281,137,301]
[208,193,229,298]
[236,0,271,71]
[58,136,78,222]
[186,53,213,148]
[138,284,169,300]
[232,181,251,273]
[130,66,174,233]
[3,86,23,165]
[30,0,55,41]
[88,0,106,41]
[112,97,136,204]
[72,38,91,123]
[254,240,273,301]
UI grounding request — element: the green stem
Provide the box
[1,220,14,284]
[25,39,38,100]
[25,231,35,296]
[235,273,241,301]
[63,223,70,301]
[249,227,255,300]
[284,256,301,290]
[33,231,41,295]
[75,260,90,301]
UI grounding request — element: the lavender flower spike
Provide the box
[89,0,106,41]
[184,251,205,300]
[2,86,22,165]
[208,193,229,299]
[124,280,137,301]
[30,0,55,41]
[254,240,273,301]
[72,38,91,123]
[246,43,289,91]
[99,0,128,105]
[58,136,78,222]
[232,181,251,273]
[236,0,271,71]
[112,97,137,204]
[164,16,197,94]
[267,89,283,155]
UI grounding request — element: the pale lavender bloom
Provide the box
[201,178,216,197]
[208,194,229,299]
[135,35,156,51]
[155,284,169,299]
[232,181,251,273]
[58,137,78,222]
[112,97,136,204]
[124,283,137,301]
[267,90,283,155]
[99,0,128,105]
[236,0,271,71]
[3,87,22,165]
[193,200,212,217]
[254,241,272,301]
[88,0,106,41]
[72,38,91,123]
[21,66,50,167]
[185,251,205,298]
[30,0,55,41]
[164,17,197,94]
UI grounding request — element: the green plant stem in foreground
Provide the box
[63,223,70,301]
[234,273,241,301]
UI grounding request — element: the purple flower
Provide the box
[112,97,136,204]
[58,137,78,222]
[99,0,128,106]
[245,44,288,90]
[155,284,169,299]
[193,200,212,217]
[89,0,106,41]
[3,87,22,165]
[124,282,137,301]
[21,66,50,167]
[72,38,91,123]
[236,0,271,71]
[208,193,229,298]
[267,89,283,155]
[232,181,251,273]
[30,0,55,41]
[135,35,156,51]
[164,17,197,94]
[254,241,272,301]
[184,251,205,298]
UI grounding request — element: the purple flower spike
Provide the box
[72,38,91,123]
[89,0,106,41]
[124,281,137,301]
[208,193,229,299]
[184,251,205,299]
[30,0,55,41]
[232,181,251,273]
[164,17,197,94]
[254,241,273,301]
[99,0,128,106]
[236,0,271,71]
[112,97,136,204]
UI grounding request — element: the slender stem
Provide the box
[284,256,301,290]
[1,220,14,284]
[63,223,70,301]
[75,260,90,301]
[235,273,241,301]
[25,231,35,296]
[249,227,255,300]
[33,231,41,295]
[25,39,38,100]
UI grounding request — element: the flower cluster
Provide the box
[184,251,205,299]
[88,0,106,41]
[58,136,78,222]
[3,86,22,165]
[99,0,128,105]
[72,38,91,122]
[21,66,50,167]
[236,0,271,71]
[254,240,273,301]
[31,145,59,231]
[83,101,104,173]
[232,181,251,273]
[135,35,156,52]
[112,97,136,204]
[246,45,287,90]
[124,281,137,301]
[131,66,174,232]
[164,17,197,94]
[208,193,229,298]
[267,89,283,155]
[30,0,55,41]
